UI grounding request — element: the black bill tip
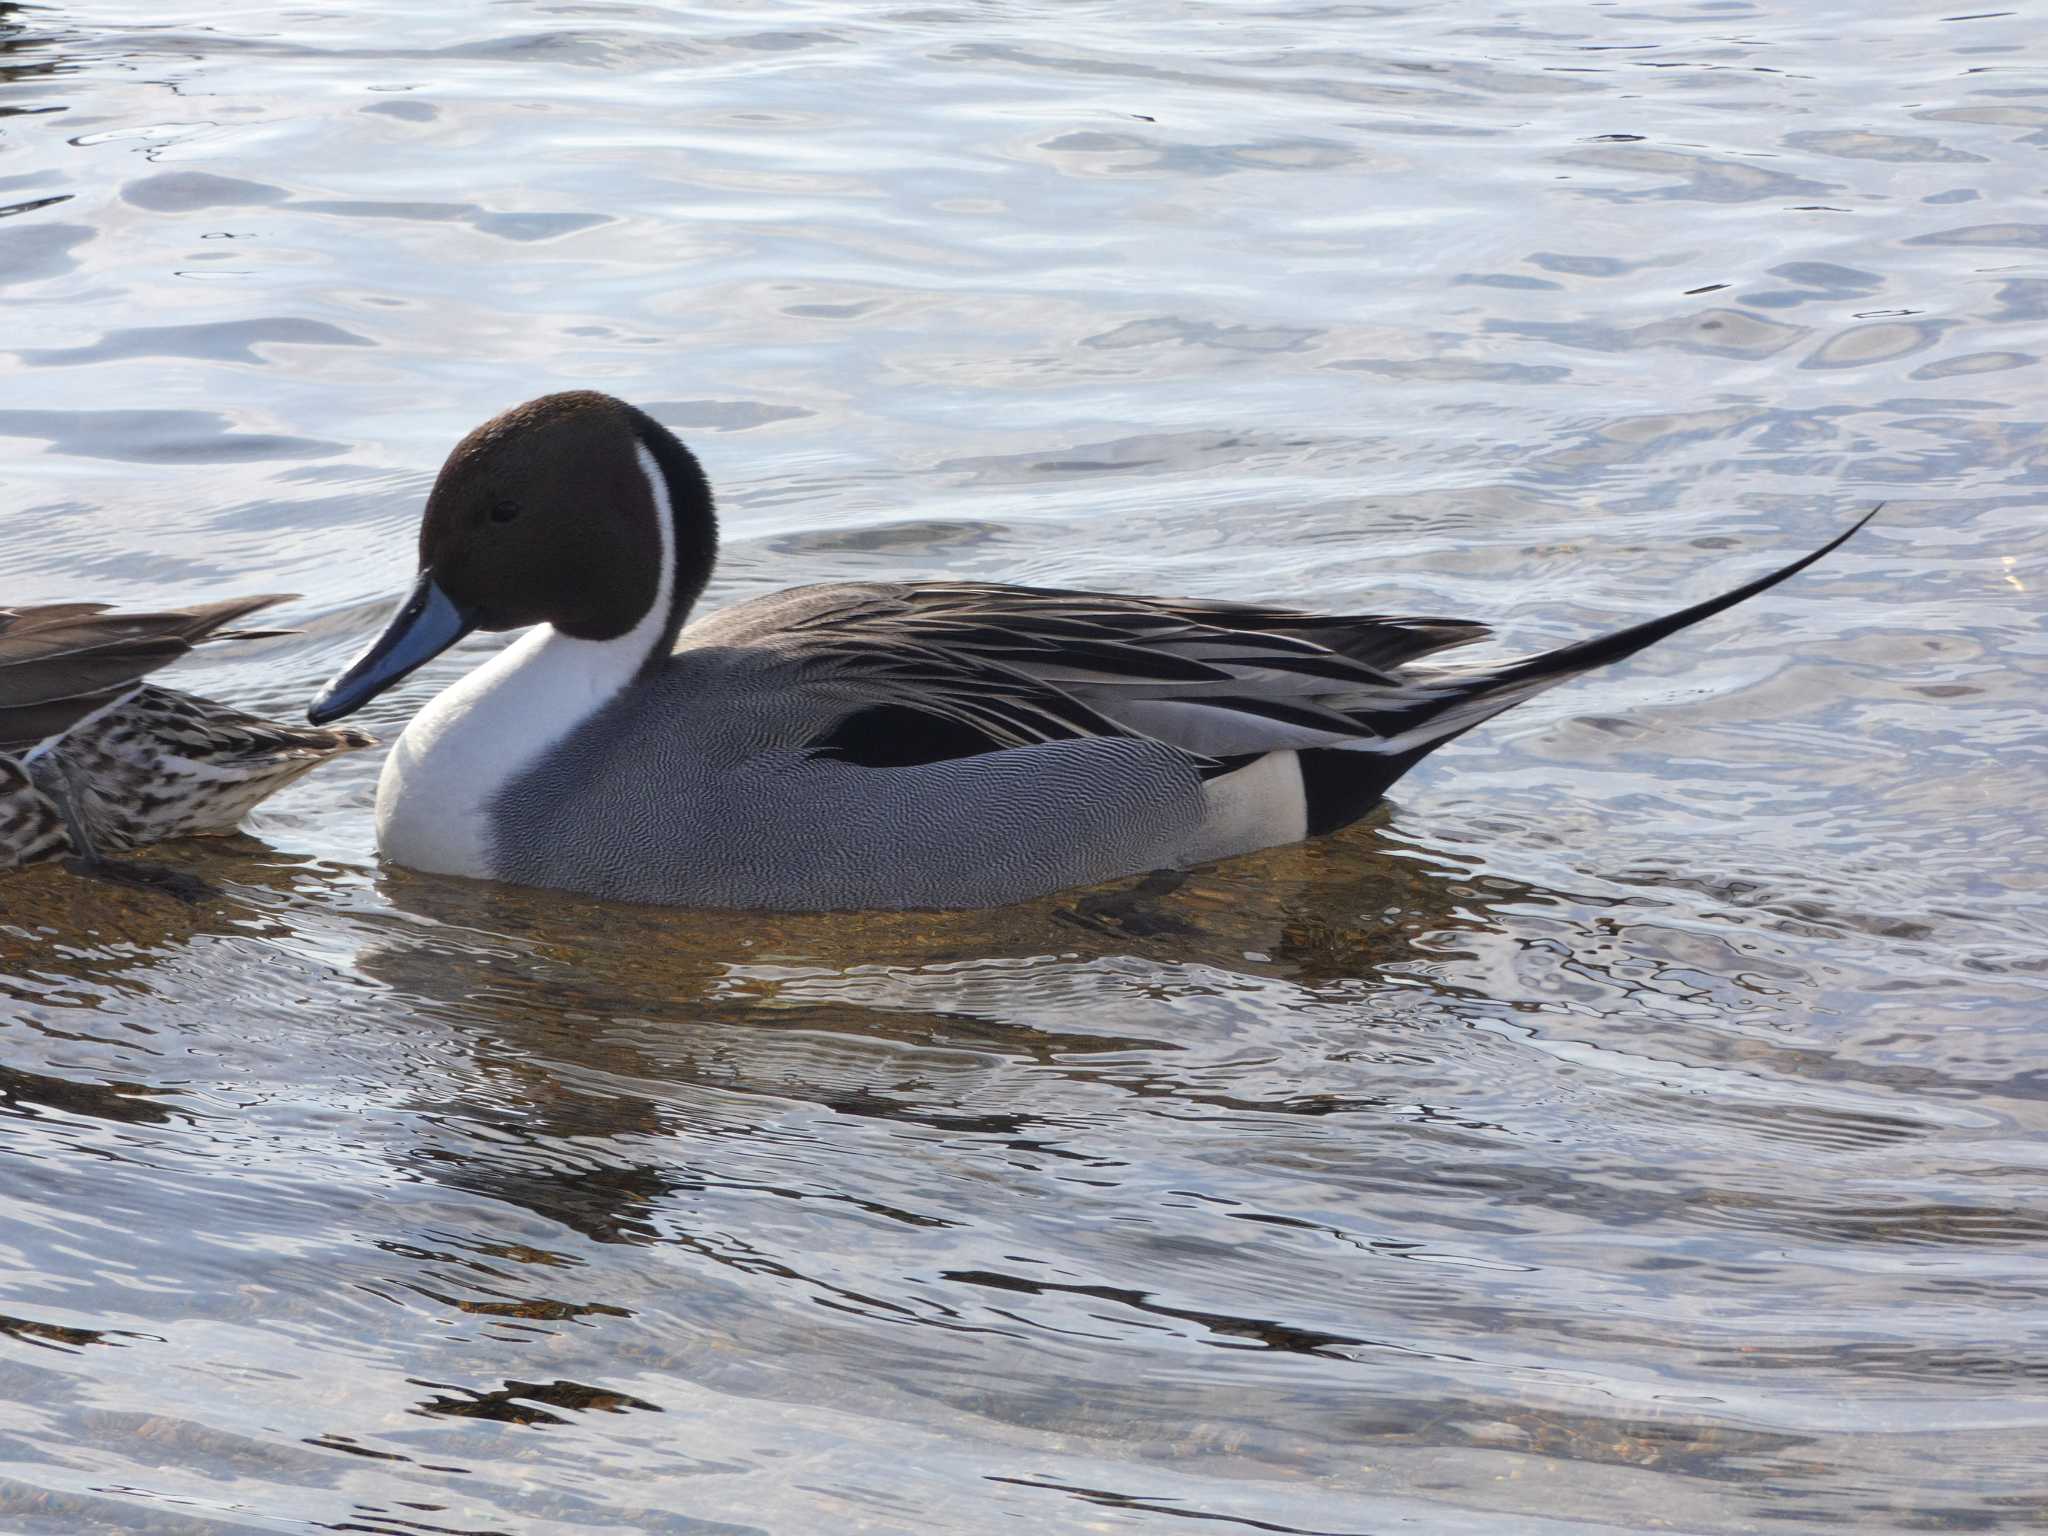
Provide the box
[309,571,477,724]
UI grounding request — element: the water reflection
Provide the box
[5,760,2047,1528]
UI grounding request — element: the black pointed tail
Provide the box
[1298,507,1878,835]
[1470,505,1877,697]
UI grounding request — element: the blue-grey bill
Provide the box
[308,571,477,724]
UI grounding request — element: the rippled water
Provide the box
[3,2,2046,1531]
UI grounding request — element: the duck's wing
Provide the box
[0,594,294,753]
[773,581,1493,767]
[778,508,1871,826]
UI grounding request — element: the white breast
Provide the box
[373,443,678,878]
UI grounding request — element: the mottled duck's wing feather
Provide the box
[44,685,373,851]
[0,755,69,869]
[101,685,375,762]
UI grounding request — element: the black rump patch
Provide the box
[807,704,1006,769]
[1297,745,1436,837]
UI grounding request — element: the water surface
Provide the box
[2,2,2045,1531]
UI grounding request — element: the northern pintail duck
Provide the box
[2,596,372,877]
[310,391,1870,911]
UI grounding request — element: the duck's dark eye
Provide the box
[489,500,520,525]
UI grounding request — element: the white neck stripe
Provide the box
[626,439,679,670]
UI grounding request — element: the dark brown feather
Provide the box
[0,594,294,752]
